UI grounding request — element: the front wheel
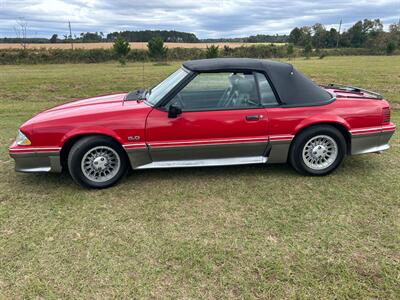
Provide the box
[289,125,346,176]
[68,136,128,189]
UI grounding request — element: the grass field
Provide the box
[0,42,285,50]
[0,56,399,298]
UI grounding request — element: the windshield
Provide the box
[146,68,189,105]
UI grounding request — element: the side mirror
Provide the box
[168,105,182,118]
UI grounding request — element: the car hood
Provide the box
[45,93,127,112]
[21,92,132,128]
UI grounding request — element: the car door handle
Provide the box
[246,115,260,121]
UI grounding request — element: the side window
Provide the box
[255,72,278,106]
[168,72,260,111]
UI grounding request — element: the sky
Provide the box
[0,0,399,39]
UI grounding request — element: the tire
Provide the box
[289,125,346,176]
[67,135,128,189]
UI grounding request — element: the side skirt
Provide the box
[134,156,267,169]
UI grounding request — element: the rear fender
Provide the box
[293,114,351,135]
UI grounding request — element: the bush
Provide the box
[147,37,168,61]
[167,47,204,60]
[0,44,394,65]
[319,51,328,59]
[205,45,219,58]
[223,45,233,56]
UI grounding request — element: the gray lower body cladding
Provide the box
[350,130,394,155]
[10,151,62,173]
[9,129,395,173]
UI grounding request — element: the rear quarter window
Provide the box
[255,72,278,106]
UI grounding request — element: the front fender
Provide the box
[61,126,125,146]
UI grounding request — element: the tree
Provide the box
[389,22,400,47]
[304,42,312,58]
[50,34,58,43]
[205,45,219,58]
[108,30,199,43]
[14,20,28,50]
[386,41,396,55]
[289,27,302,45]
[80,32,103,42]
[312,23,327,49]
[326,28,338,48]
[113,37,131,65]
[286,43,294,58]
[147,36,168,61]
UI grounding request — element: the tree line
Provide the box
[289,19,400,53]
[1,19,399,54]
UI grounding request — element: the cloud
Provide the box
[0,0,399,38]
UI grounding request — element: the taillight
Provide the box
[382,107,391,124]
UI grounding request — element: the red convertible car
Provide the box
[9,58,396,188]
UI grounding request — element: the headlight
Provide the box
[16,130,31,146]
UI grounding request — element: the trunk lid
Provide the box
[323,84,383,100]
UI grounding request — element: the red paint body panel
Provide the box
[146,108,268,147]
[16,93,152,149]
[9,89,394,154]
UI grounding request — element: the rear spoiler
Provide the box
[325,83,383,100]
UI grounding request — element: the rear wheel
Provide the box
[289,125,346,176]
[67,136,128,189]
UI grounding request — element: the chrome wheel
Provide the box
[81,146,121,183]
[302,135,338,170]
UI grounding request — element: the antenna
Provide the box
[336,18,342,48]
[142,41,145,88]
[68,21,74,50]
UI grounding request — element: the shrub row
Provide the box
[0,45,395,65]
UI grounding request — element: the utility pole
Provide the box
[68,21,74,50]
[336,18,342,48]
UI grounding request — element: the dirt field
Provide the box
[0,42,285,50]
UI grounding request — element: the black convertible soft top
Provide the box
[183,58,333,106]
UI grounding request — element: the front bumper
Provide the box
[9,143,62,173]
[350,124,396,155]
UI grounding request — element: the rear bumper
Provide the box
[350,124,396,155]
[9,143,62,173]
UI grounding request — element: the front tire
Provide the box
[289,125,346,176]
[67,136,128,189]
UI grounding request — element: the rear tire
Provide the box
[67,136,128,189]
[289,125,346,176]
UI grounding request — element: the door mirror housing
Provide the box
[168,105,182,118]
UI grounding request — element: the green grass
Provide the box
[0,56,399,299]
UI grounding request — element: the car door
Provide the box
[145,71,270,164]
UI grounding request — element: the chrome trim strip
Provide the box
[17,167,52,172]
[123,143,146,147]
[9,147,61,152]
[150,140,269,149]
[269,135,294,141]
[350,127,383,134]
[382,124,396,131]
[135,156,267,169]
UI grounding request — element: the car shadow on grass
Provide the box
[11,156,372,191]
